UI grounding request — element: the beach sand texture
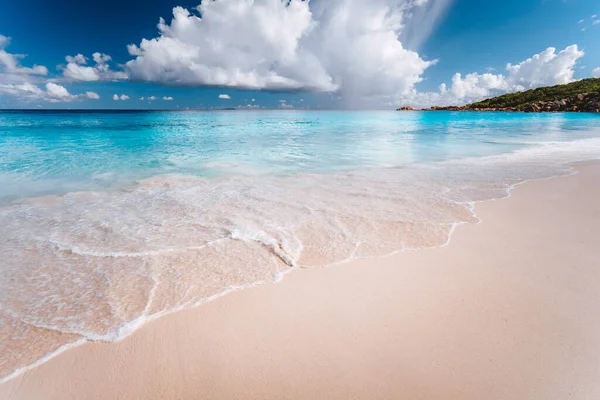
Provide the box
[1,163,599,400]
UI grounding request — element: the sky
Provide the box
[0,0,599,110]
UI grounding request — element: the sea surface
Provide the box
[1,110,600,381]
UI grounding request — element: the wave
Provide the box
[1,137,600,382]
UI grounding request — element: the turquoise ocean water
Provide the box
[1,110,600,380]
[2,110,600,200]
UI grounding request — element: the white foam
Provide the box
[2,135,600,383]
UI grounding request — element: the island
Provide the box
[399,78,600,112]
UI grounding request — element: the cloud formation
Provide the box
[0,36,103,103]
[399,45,586,108]
[45,82,74,100]
[0,81,89,102]
[593,67,600,78]
[505,45,583,88]
[218,94,231,99]
[63,52,128,82]
[0,35,48,80]
[112,94,130,100]
[125,0,446,100]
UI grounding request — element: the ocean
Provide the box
[1,110,600,381]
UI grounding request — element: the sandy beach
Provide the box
[1,162,600,400]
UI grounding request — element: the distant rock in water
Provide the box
[397,106,416,111]
[398,78,600,113]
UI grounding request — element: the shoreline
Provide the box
[2,161,600,399]
[0,160,582,385]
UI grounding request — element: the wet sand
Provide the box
[2,163,600,400]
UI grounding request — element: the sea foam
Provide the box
[1,116,600,382]
[0,108,600,379]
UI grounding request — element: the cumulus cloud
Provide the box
[0,36,105,103]
[218,94,231,99]
[447,45,582,101]
[113,94,130,100]
[0,35,48,79]
[148,96,157,101]
[63,52,128,81]
[0,82,45,98]
[397,44,586,108]
[45,82,74,100]
[593,67,600,78]
[162,96,174,100]
[446,72,511,100]
[125,0,445,101]
[0,80,94,103]
[505,45,583,88]
[65,54,87,65]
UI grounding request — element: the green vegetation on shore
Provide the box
[467,78,600,109]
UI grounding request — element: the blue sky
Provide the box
[0,0,599,109]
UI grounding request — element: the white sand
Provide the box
[2,164,600,400]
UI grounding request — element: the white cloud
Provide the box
[0,82,45,98]
[593,67,600,78]
[399,0,453,50]
[0,36,103,103]
[63,52,128,82]
[449,45,583,101]
[592,15,598,19]
[578,19,584,24]
[506,45,583,88]
[0,81,93,103]
[66,54,87,65]
[93,53,112,65]
[86,91,100,99]
[593,20,600,25]
[218,94,231,99]
[397,45,586,108]
[125,0,444,102]
[447,72,511,100]
[0,35,48,79]
[113,94,130,101]
[120,94,130,100]
[64,62,100,81]
[139,95,172,101]
[45,82,74,100]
